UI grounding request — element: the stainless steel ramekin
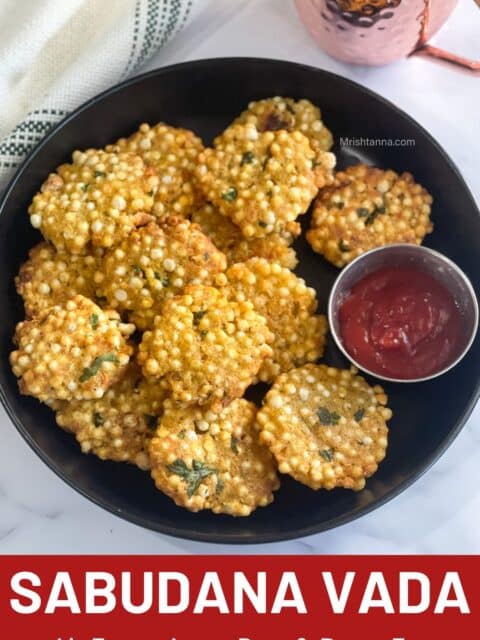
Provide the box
[328,244,479,383]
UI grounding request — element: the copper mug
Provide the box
[294,0,464,66]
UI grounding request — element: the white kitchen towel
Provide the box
[0,0,196,190]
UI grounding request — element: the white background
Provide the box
[1,0,479,554]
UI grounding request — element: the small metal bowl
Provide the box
[328,244,479,383]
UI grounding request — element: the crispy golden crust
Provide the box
[55,365,170,469]
[232,96,335,184]
[137,285,273,410]
[192,202,298,269]
[149,399,279,515]
[28,149,158,254]
[307,164,433,267]
[220,258,328,382]
[16,242,104,318]
[10,295,135,402]
[195,124,321,238]
[99,217,226,329]
[257,364,392,491]
[107,123,204,218]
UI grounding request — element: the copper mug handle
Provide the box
[412,0,480,72]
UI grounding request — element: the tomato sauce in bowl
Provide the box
[338,267,462,380]
[328,244,478,383]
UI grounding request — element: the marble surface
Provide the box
[1,0,479,554]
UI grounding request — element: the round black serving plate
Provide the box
[0,58,479,544]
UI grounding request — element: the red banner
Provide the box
[0,556,476,639]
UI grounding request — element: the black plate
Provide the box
[1,58,479,544]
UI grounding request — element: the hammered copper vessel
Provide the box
[295,0,459,65]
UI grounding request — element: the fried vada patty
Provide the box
[29,149,158,253]
[16,242,103,318]
[149,398,279,515]
[55,364,170,470]
[219,258,328,382]
[137,285,273,410]
[231,96,335,184]
[195,124,322,238]
[257,364,392,491]
[10,295,135,402]
[307,164,433,268]
[99,217,226,329]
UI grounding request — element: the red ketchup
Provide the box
[338,266,461,379]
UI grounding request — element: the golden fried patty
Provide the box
[55,365,170,470]
[99,217,226,329]
[137,285,273,410]
[28,149,158,254]
[195,124,321,238]
[149,398,279,515]
[307,164,433,267]
[107,122,204,218]
[16,242,103,318]
[10,295,135,402]
[192,202,298,269]
[220,258,328,382]
[232,96,335,183]
[257,364,392,490]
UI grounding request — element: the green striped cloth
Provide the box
[0,0,196,189]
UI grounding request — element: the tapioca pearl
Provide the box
[30,214,42,228]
